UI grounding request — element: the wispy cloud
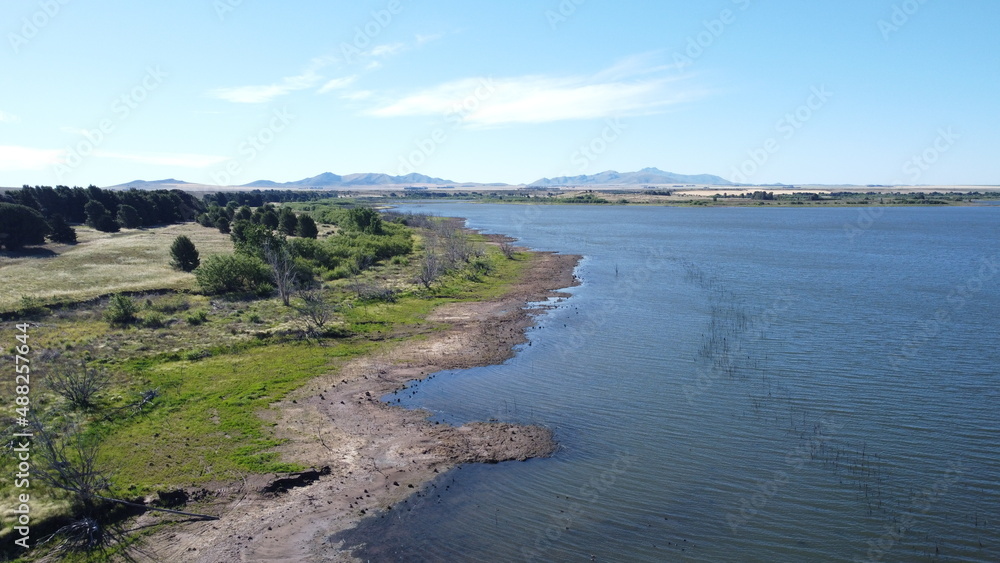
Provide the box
[370,43,405,57]
[317,75,358,94]
[415,33,442,46]
[0,111,19,123]
[208,58,331,104]
[365,55,698,126]
[0,146,63,170]
[92,150,228,168]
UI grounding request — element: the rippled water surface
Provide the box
[335,205,999,562]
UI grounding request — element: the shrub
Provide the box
[104,294,139,326]
[194,254,272,294]
[141,312,166,329]
[47,361,111,409]
[186,310,208,325]
[170,235,200,272]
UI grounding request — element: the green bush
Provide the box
[194,254,272,294]
[141,311,167,329]
[186,310,209,325]
[105,294,139,326]
[15,296,49,318]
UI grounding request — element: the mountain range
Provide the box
[108,168,731,189]
[529,167,732,186]
[241,172,455,188]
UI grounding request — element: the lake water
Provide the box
[335,204,999,562]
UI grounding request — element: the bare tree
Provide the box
[263,241,297,306]
[498,239,516,259]
[295,289,337,334]
[418,251,441,289]
[47,361,111,410]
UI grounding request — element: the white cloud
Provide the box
[208,59,328,103]
[0,146,63,170]
[318,75,358,94]
[0,111,20,123]
[341,90,374,101]
[370,43,405,57]
[415,33,442,45]
[92,150,229,168]
[366,56,699,126]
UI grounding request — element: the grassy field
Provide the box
[0,213,534,561]
[0,223,234,313]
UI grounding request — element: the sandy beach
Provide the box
[130,241,581,562]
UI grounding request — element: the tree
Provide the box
[417,251,441,289]
[194,253,272,294]
[104,294,139,326]
[278,207,298,236]
[231,220,280,259]
[343,207,383,234]
[169,235,200,272]
[84,200,119,232]
[47,361,111,410]
[234,205,252,222]
[216,216,231,234]
[498,239,516,259]
[47,213,78,244]
[0,202,49,250]
[295,289,337,334]
[116,204,142,229]
[256,207,279,229]
[296,214,318,239]
[263,241,298,306]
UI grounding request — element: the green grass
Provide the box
[0,223,233,313]
[98,340,375,492]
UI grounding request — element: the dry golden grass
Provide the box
[0,223,233,311]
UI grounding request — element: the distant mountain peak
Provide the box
[530,168,731,187]
[240,171,458,188]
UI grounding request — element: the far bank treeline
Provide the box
[0,185,334,250]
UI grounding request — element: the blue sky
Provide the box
[1,0,998,187]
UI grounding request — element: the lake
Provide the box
[335,204,999,562]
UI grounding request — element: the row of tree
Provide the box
[196,202,318,239]
[0,186,336,251]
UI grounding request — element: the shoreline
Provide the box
[135,234,581,562]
